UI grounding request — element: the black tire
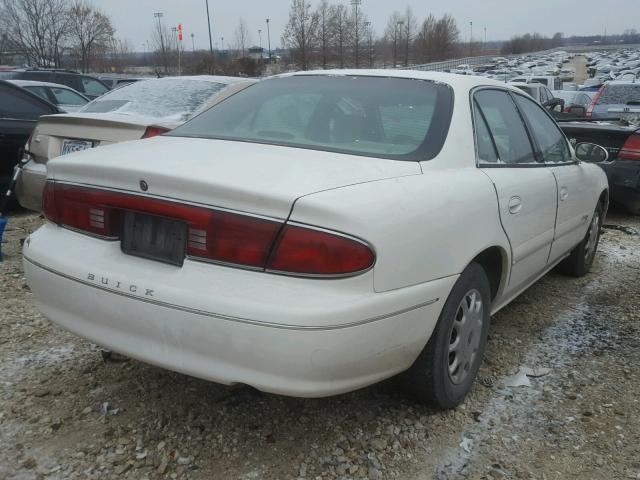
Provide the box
[403,263,491,409]
[559,203,603,277]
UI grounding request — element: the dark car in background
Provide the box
[0,80,60,192]
[559,119,640,214]
[0,69,109,99]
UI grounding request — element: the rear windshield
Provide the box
[81,79,226,122]
[169,75,454,161]
[600,84,640,105]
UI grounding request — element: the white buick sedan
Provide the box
[24,71,608,409]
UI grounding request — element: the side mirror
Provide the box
[575,142,609,163]
[567,105,586,117]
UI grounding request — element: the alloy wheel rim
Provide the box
[584,212,600,264]
[447,289,484,385]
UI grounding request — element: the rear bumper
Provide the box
[24,223,456,397]
[15,160,46,212]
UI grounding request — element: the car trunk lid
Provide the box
[47,135,421,219]
[29,113,172,163]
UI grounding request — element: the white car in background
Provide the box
[15,75,256,211]
[24,71,608,409]
[7,80,90,112]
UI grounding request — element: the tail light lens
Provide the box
[586,86,604,118]
[41,182,375,276]
[619,133,640,160]
[141,126,170,139]
[267,224,375,276]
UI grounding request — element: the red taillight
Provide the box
[619,133,640,160]
[586,86,604,118]
[141,126,170,139]
[267,224,375,276]
[187,212,281,268]
[42,182,375,276]
[42,182,120,237]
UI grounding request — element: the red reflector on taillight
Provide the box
[141,126,170,139]
[43,182,120,237]
[267,225,375,276]
[187,212,281,268]
[619,133,640,160]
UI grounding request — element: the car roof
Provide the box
[275,69,524,92]
[145,75,257,85]
[7,79,76,89]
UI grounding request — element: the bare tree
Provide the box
[282,0,318,70]
[316,0,331,69]
[68,0,113,72]
[329,3,348,68]
[348,1,368,67]
[151,15,170,73]
[1,0,71,67]
[403,6,417,67]
[234,17,250,58]
[383,11,403,67]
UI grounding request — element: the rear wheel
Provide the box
[404,263,491,409]
[559,203,603,277]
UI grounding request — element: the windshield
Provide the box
[169,76,453,161]
[81,78,227,122]
[599,84,640,105]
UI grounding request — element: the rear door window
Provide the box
[474,89,537,165]
[80,77,109,97]
[50,87,88,106]
[513,94,572,164]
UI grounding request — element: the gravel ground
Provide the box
[1,208,639,480]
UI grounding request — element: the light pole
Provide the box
[364,21,372,68]
[205,0,214,55]
[154,12,164,72]
[258,29,262,59]
[469,21,473,56]
[191,33,195,53]
[351,0,362,67]
[483,27,487,52]
[220,36,224,52]
[394,21,403,68]
[266,18,272,63]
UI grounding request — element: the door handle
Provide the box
[560,187,569,201]
[508,196,522,214]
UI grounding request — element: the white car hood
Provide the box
[47,136,421,218]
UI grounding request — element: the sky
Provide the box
[105,0,640,52]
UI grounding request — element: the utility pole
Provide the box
[205,0,214,55]
[266,18,272,63]
[154,12,165,72]
[364,21,372,68]
[469,21,473,56]
[191,33,195,53]
[351,0,362,67]
[394,21,403,68]
[258,29,263,59]
[405,19,410,67]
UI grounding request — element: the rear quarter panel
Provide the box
[289,166,510,294]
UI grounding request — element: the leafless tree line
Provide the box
[281,0,462,70]
[0,0,115,72]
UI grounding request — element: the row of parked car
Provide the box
[0,54,637,409]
